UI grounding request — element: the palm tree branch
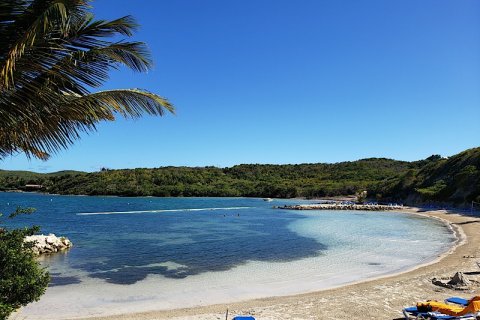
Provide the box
[0,1,175,160]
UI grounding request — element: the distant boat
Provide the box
[263,198,273,202]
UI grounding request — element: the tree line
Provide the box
[2,147,479,205]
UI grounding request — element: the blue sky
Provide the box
[2,0,479,172]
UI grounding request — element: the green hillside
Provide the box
[0,159,413,198]
[1,148,478,206]
[378,147,480,205]
[0,170,85,190]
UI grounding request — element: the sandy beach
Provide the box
[72,208,480,320]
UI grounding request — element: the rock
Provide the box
[60,237,72,247]
[24,234,73,255]
[45,235,56,245]
[432,272,473,290]
[448,272,471,286]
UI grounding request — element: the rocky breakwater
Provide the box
[277,203,404,211]
[24,234,72,255]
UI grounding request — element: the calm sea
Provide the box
[1,192,455,319]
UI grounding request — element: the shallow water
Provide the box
[1,193,455,319]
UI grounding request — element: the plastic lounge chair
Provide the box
[418,298,480,316]
[232,317,255,320]
[403,296,480,320]
[402,306,475,320]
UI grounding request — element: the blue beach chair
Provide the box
[445,297,469,306]
[232,317,255,320]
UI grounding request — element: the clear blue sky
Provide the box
[2,0,479,172]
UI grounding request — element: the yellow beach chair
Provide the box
[416,296,480,317]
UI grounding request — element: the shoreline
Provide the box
[71,207,479,320]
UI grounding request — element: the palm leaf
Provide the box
[0,0,84,88]
[65,89,174,118]
[0,89,172,159]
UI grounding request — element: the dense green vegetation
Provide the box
[0,159,413,198]
[2,147,479,206]
[377,148,480,205]
[0,208,50,319]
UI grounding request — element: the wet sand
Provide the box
[75,208,480,320]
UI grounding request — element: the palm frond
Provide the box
[0,89,173,159]
[65,89,174,118]
[0,0,174,159]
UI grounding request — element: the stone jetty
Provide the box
[24,234,72,255]
[277,203,404,211]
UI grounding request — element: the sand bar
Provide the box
[70,208,480,320]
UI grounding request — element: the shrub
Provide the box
[0,208,49,320]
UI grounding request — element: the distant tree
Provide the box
[0,208,50,319]
[426,155,442,162]
[415,180,447,199]
[0,0,174,160]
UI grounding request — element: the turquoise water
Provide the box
[1,193,455,319]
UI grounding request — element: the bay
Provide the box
[0,193,455,319]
